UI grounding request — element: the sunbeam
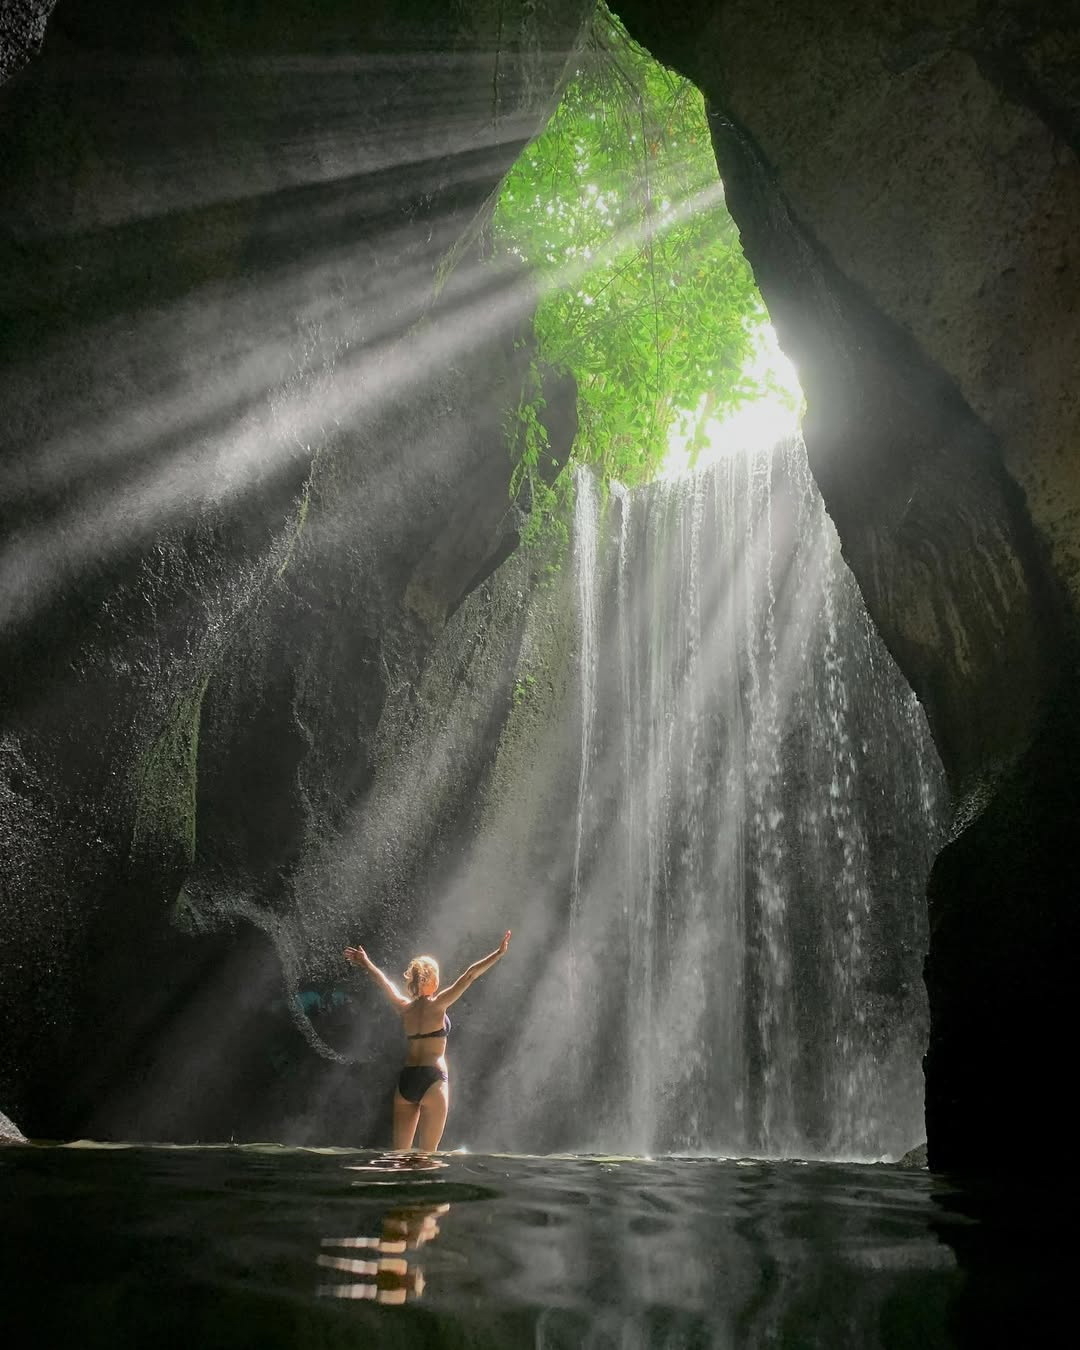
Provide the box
[1,164,728,644]
[269,438,944,1160]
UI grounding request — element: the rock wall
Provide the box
[0,1,54,86]
[0,0,588,1139]
[612,0,1080,1171]
[5,0,1078,1169]
[0,1107,27,1144]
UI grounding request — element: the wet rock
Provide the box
[0,1108,27,1144]
[0,1,56,85]
[614,0,1080,1173]
[0,0,590,1140]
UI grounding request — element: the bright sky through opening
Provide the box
[661,323,805,479]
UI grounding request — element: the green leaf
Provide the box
[494,3,769,518]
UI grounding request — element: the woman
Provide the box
[344,931,511,1154]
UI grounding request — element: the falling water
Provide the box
[547,443,945,1157]
[299,436,945,1160]
[569,471,599,1011]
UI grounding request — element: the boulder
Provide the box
[0,1108,27,1144]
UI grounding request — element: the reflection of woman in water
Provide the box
[318,1203,450,1305]
[344,931,511,1153]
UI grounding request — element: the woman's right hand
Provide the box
[344,945,370,968]
[498,930,511,955]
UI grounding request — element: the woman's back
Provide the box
[401,997,449,1064]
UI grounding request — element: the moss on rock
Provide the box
[130,677,208,884]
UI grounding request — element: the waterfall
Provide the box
[569,471,599,1012]
[306,437,945,1161]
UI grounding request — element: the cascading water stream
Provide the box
[569,472,599,1015]
[580,444,941,1157]
[297,436,945,1160]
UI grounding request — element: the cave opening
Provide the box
[493,5,803,502]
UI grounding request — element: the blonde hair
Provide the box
[403,955,439,998]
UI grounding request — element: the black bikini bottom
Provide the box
[397,1064,447,1104]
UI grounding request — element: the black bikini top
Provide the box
[407,1013,451,1040]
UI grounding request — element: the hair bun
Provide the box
[403,955,440,996]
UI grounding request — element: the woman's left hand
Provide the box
[344,945,370,968]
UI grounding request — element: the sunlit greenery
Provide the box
[495,6,772,513]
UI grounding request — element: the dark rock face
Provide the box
[613,0,1080,1171]
[0,1106,27,1144]
[0,0,587,1139]
[0,2,55,86]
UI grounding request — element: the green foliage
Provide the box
[506,354,571,558]
[495,6,768,493]
[513,672,539,707]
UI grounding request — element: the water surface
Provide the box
[3,1144,1060,1347]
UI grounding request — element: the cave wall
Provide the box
[611,0,1080,1171]
[4,0,1078,1169]
[0,0,589,1139]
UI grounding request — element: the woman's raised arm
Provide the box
[345,944,410,1009]
[436,931,511,1009]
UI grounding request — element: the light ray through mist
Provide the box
[275,437,945,1160]
[0,168,727,638]
[3,20,940,1160]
